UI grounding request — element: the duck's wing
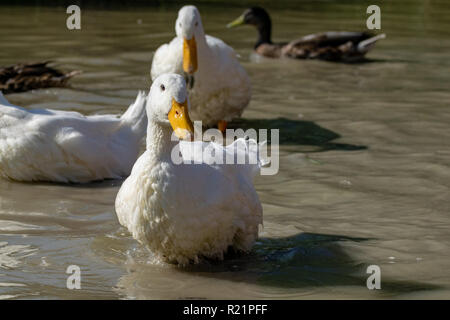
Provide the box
[206,35,250,79]
[283,32,384,60]
[288,32,371,48]
[119,91,148,136]
[42,111,142,182]
[197,35,251,121]
[0,106,85,182]
[150,38,183,81]
[0,113,119,182]
[1,91,146,182]
[115,151,154,239]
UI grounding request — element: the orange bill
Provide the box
[168,98,194,140]
[183,37,198,74]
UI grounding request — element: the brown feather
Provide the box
[0,62,81,94]
[259,32,376,62]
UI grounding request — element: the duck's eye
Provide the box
[160,84,165,91]
[195,22,198,27]
[178,22,182,27]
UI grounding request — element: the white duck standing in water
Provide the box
[150,5,251,132]
[0,92,147,183]
[115,74,262,265]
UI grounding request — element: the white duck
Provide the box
[0,92,147,183]
[115,74,262,265]
[150,5,251,131]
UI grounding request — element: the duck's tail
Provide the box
[60,70,82,81]
[357,33,386,54]
[120,91,148,135]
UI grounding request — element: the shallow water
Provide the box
[1,1,450,299]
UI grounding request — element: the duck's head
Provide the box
[227,7,271,30]
[227,7,272,47]
[148,73,194,140]
[175,5,204,75]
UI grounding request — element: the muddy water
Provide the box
[1,1,450,299]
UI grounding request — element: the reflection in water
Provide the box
[0,242,37,269]
[114,232,440,299]
[229,118,367,151]
[1,0,450,299]
[0,242,36,300]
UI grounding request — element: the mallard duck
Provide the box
[150,5,251,131]
[0,91,147,183]
[115,73,263,265]
[0,61,80,94]
[227,7,386,62]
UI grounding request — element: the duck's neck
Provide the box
[146,119,177,161]
[255,20,272,48]
[197,31,207,46]
[195,32,209,58]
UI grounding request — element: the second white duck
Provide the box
[150,5,251,131]
[0,92,147,183]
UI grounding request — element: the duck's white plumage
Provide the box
[115,74,262,265]
[0,91,147,183]
[150,5,251,127]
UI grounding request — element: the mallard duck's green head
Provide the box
[227,7,272,47]
[227,7,271,29]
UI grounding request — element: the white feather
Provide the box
[0,91,147,183]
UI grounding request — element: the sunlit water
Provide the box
[0,1,449,299]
